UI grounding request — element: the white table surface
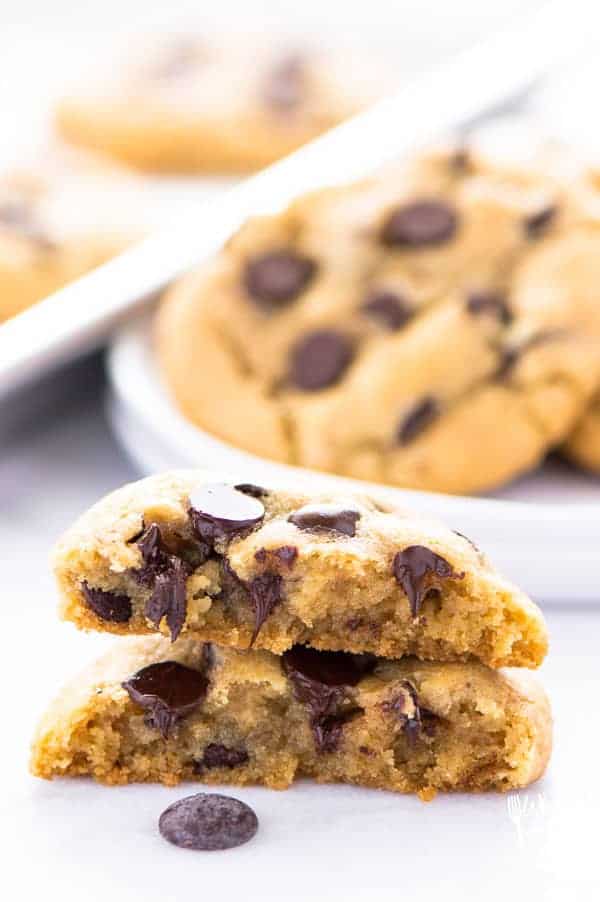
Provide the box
[1,357,598,901]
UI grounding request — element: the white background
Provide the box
[1,2,600,900]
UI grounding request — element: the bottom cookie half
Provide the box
[30,636,551,799]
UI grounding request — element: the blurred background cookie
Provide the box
[0,148,147,321]
[55,37,390,173]
[156,145,600,494]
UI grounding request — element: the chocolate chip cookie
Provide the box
[30,635,552,797]
[56,37,387,173]
[157,147,600,493]
[0,155,141,321]
[53,472,547,668]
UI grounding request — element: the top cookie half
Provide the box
[53,471,548,669]
[157,146,600,494]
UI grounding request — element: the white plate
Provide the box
[107,316,600,605]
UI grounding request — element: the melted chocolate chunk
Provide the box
[81,582,132,623]
[383,680,423,745]
[159,793,258,851]
[361,291,413,331]
[466,291,512,325]
[195,744,249,771]
[123,660,208,738]
[282,645,376,752]
[244,250,316,310]
[524,205,556,238]
[189,483,265,544]
[289,329,354,391]
[263,54,305,111]
[254,545,298,569]
[247,572,283,645]
[288,504,361,537]
[396,396,440,445]
[145,558,188,642]
[392,545,458,617]
[381,200,458,247]
[234,483,268,499]
[449,146,471,173]
[132,521,211,641]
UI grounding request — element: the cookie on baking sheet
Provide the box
[52,471,548,668]
[156,146,600,494]
[0,152,143,321]
[56,37,388,173]
[30,634,552,797]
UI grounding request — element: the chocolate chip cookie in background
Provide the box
[0,149,145,322]
[55,37,388,173]
[157,145,600,494]
[52,473,548,668]
[30,635,552,798]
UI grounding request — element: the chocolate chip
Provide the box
[289,330,354,391]
[396,396,440,445]
[234,483,268,499]
[254,545,298,569]
[247,572,283,645]
[81,582,132,623]
[159,793,258,851]
[282,645,375,753]
[244,251,316,310]
[123,660,208,738]
[524,205,556,238]
[466,291,512,325]
[288,504,361,537]
[381,200,458,247]
[263,54,305,111]
[392,545,459,617]
[361,291,413,331]
[195,744,249,771]
[383,680,423,745]
[145,558,188,642]
[189,483,265,545]
[449,146,471,173]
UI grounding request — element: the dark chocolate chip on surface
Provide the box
[254,545,298,569]
[189,483,265,544]
[123,660,208,738]
[195,744,249,771]
[247,572,283,645]
[282,645,375,752]
[159,793,258,851]
[288,504,361,537]
[396,396,440,445]
[524,204,556,238]
[361,291,413,331]
[289,329,354,391]
[263,53,305,111]
[466,291,512,325]
[244,250,316,309]
[381,200,458,247]
[81,582,132,623]
[392,545,458,617]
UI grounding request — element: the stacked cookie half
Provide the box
[31,473,551,799]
